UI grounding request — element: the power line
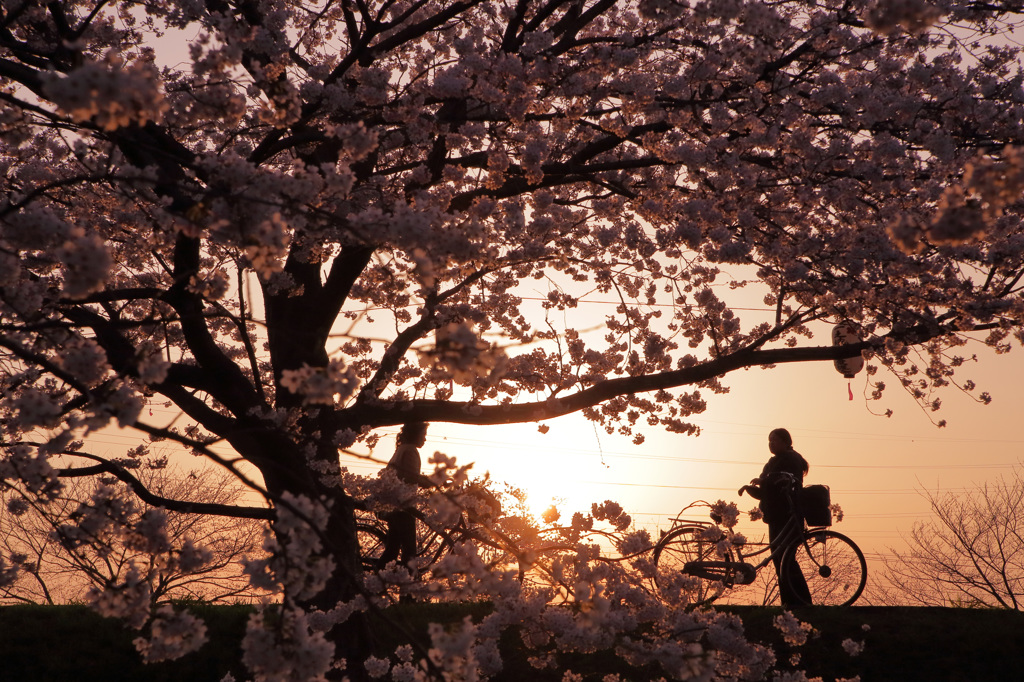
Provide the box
[94,425,1022,471]
[429,434,1020,471]
[516,296,777,313]
[84,428,1010,497]
[569,479,974,495]
[84,407,1018,504]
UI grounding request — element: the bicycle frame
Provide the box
[733,512,807,570]
[666,483,820,587]
[668,512,807,586]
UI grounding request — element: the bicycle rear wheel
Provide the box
[357,521,387,571]
[782,529,866,606]
[652,526,733,606]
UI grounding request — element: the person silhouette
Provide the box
[738,428,813,606]
[377,422,429,571]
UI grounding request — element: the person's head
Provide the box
[768,427,809,473]
[398,422,429,448]
[768,428,793,455]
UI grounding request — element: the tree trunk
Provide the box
[258,451,373,681]
[317,492,373,682]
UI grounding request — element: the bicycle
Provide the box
[652,476,867,606]
[356,483,524,579]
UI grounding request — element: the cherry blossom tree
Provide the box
[872,468,1024,610]
[4,0,1024,678]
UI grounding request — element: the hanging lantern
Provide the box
[832,322,864,379]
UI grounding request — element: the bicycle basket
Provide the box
[800,484,832,526]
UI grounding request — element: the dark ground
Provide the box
[1,603,1022,681]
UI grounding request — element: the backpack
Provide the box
[799,484,832,526]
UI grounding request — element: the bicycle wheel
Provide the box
[448,528,525,580]
[781,529,866,606]
[652,526,733,606]
[357,521,387,571]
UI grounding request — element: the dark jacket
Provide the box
[748,448,807,524]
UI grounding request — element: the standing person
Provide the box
[738,428,813,606]
[378,422,429,570]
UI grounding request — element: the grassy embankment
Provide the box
[2,603,1023,681]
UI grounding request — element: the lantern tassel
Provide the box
[848,381,854,401]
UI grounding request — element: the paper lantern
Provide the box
[832,322,864,379]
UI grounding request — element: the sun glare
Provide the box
[431,417,618,520]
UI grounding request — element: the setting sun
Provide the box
[426,417,616,520]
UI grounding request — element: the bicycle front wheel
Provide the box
[652,526,732,606]
[782,529,866,606]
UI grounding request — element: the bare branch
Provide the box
[56,453,274,520]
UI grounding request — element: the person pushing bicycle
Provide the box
[738,427,813,606]
[378,422,431,570]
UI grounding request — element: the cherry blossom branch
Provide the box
[164,234,264,418]
[357,261,518,400]
[341,329,997,428]
[0,333,95,399]
[0,56,47,95]
[229,263,266,402]
[127,419,277,508]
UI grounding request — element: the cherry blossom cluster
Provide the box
[40,52,167,131]
[0,553,19,592]
[590,500,632,531]
[863,0,942,35]
[243,492,334,602]
[54,482,141,552]
[240,607,335,682]
[56,227,115,299]
[133,605,209,664]
[280,359,360,406]
[770,613,872,681]
[86,566,154,630]
[343,474,792,680]
[774,611,815,648]
[419,322,509,388]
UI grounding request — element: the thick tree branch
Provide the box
[0,56,46,95]
[341,334,908,428]
[164,234,263,417]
